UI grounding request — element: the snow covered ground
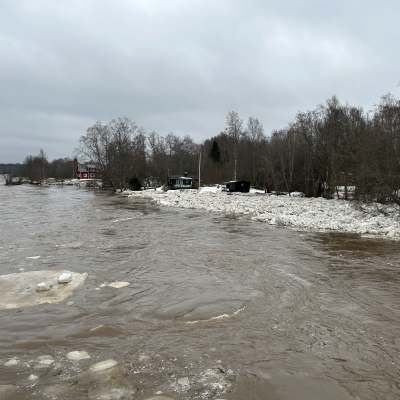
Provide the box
[125,188,400,239]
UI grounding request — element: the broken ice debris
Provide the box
[67,351,91,361]
[28,374,38,382]
[89,359,118,373]
[58,272,72,284]
[36,282,52,292]
[4,358,19,367]
[35,355,55,368]
[108,281,130,289]
[177,376,190,390]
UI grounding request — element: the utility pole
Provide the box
[234,158,237,181]
[198,150,202,190]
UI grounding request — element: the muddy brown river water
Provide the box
[0,184,399,399]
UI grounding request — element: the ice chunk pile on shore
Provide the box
[126,189,400,239]
[0,270,87,310]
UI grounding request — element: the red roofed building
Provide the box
[76,162,98,180]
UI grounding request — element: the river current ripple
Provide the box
[0,185,399,399]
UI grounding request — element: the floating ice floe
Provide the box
[27,256,41,260]
[89,359,118,373]
[67,350,91,361]
[108,281,130,289]
[0,270,88,310]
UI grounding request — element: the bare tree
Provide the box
[22,150,48,182]
[246,117,265,184]
[73,92,400,203]
[80,118,145,190]
[225,111,243,179]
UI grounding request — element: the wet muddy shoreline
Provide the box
[0,185,399,399]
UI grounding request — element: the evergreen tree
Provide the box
[209,140,221,163]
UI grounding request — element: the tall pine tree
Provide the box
[209,140,221,163]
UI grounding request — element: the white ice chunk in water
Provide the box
[36,282,52,292]
[4,358,19,367]
[28,374,38,382]
[89,359,118,373]
[58,272,72,284]
[108,281,130,289]
[35,355,54,368]
[67,351,91,361]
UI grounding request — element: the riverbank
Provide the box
[125,188,400,239]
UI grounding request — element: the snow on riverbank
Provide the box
[126,188,400,239]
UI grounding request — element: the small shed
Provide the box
[225,180,250,193]
[167,176,193,190]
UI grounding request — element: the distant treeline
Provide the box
[0,163,23,175]
[14,93,400,203]
[79,94,400,203]
[16,150,74,181]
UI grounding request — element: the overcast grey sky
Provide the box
[1,0,400,162]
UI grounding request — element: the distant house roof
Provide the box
[77,162,97,171]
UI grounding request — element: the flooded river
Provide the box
[0,184,399,399]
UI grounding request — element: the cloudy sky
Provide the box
[1,0,400,162]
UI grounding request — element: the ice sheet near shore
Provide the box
[125,188,400,239]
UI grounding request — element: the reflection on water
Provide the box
[0,185,399,399]
[317,231,400,257]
